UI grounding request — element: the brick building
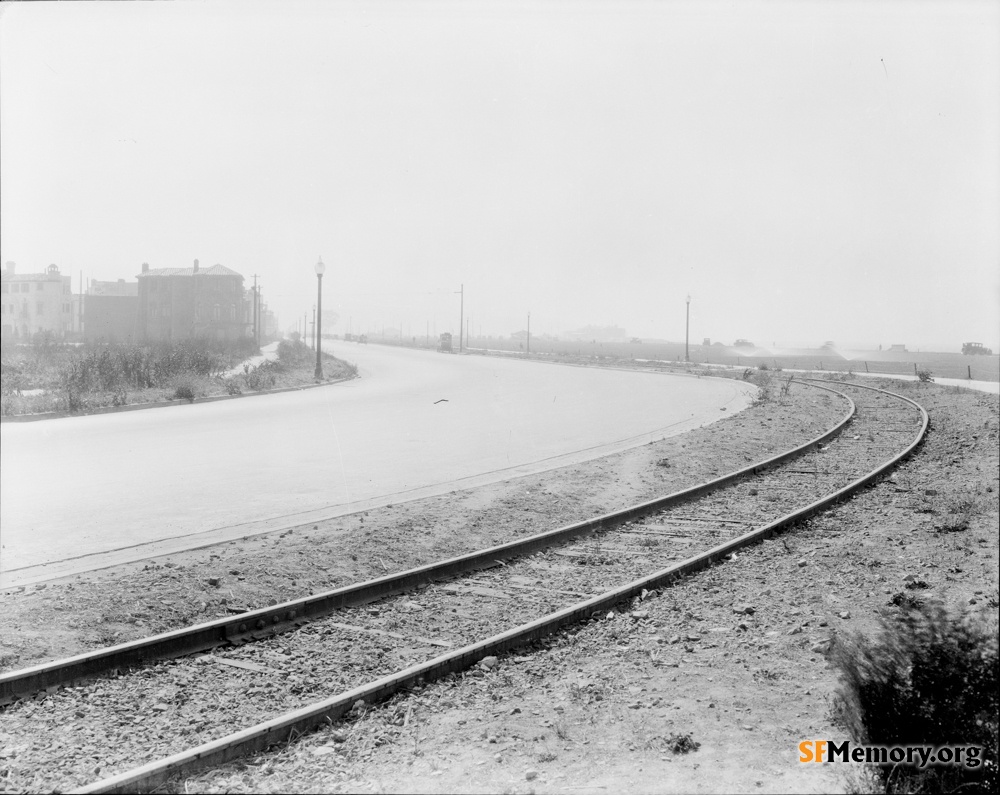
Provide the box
[0,262,74,339]
[137,260,251,342]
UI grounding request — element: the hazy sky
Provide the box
[2,0,998,350]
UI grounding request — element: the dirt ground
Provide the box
[1,375,997,794]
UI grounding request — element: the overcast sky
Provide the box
[2,0,998,350]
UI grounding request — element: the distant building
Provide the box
[85,295,139,343]
[90,278,138,297]
[83,277,140,342]
[1,262,73,339]
[889,344,907,352]
[137,260,250,342]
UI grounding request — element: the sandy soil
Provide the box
[1,375,996,794]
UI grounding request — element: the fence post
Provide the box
[914,362,918,375]
[968,365,972,380]
[865,361,869,373]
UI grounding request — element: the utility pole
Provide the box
[685,295,691,362]
[527,311,531,355]
[466,316,470,349]
[456,283,464,353]
[252,274,259,348]
[312,306,316,350]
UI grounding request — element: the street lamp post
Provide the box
[315,257,326,379]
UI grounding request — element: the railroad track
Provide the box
[0,379,928,793]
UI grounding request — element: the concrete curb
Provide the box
[0,372,359,424]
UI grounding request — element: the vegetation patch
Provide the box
[832,602,998,794]
[1,336,355,416]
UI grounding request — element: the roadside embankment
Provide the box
[0,337,356,421]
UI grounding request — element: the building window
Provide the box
[36,283,43,291]
[229,304,236,321]
[213,304,220,322]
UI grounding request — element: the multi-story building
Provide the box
[137,260,251,342]
[83,279,140,343]
[90,278,138,297]
[0,262,74,339]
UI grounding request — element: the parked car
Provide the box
[962,342,993,355]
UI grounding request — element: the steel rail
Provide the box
[70,380,928,794]
[0,380,855,705]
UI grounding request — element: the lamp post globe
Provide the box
[315,257,326,379]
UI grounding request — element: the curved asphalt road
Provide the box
[0,345,752,586]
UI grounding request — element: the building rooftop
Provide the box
[2,263,65,281]
[138,264,243,279]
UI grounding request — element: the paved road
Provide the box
[0,345,752,586]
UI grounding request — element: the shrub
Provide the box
[173,384,196,402]
[831,602,998,794]
[917,369,934,383]
[242,360,278,391]
[277,338,312,366]
[745,369,774,405]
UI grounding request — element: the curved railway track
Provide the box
[0,379,928,794]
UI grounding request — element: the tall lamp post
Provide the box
[685,294,691,362]
[314,257,326,379]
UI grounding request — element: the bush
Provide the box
[173,384,196,402]
[242,360,278,391]
[741,368,773,405]
[917,369,934,383]
[831,602,998,794]
[277,338,312,366]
